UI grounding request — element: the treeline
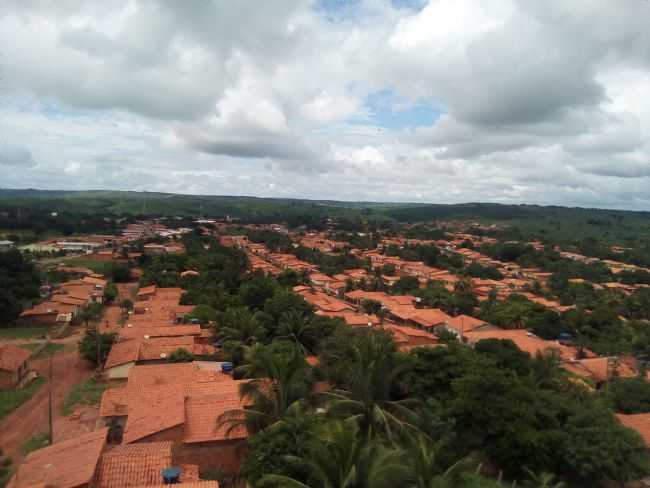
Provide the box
[293,246,364,276]
[0,249,41,323]
[0,207,119,241]
[480,242,613,283]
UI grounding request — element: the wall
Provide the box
[105,362,134,380]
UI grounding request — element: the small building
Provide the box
[0,345,32,389]
[0,240,15,251]
[8,428,108,488]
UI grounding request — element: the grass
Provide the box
[0,377,46,421]
[18,343,65,358]
[0,327,49,340]
[60,257,115,276]
[21,433,50,455]
[62,379,108,416]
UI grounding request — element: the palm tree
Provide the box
[258,422,408,488]
[522,468,566,488]
[323,332,419,439]
[406,434,474,488]
[277,310,318,354]
[218,343,311,434]
[217,306,266,360]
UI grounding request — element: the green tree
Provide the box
[324,331,418,439]
[168,347,194,363]
[217,307,267,363]
[80,302,104,329]
[360,299,382,315]
[218,343,312,434]
[259,422,408,488]
[104,283,118,303]
[242,415,322,485]
[78,330,116,366]
[187,304,218,324]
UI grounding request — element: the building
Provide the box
[617,413,650,447]
[0,240,15,251]
[8,428,217,488]
[99,363,249,475]
[0,345,32,389]
[8,428,108,488]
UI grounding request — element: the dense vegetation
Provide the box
[0,249,41,323]
[128,234,650,487]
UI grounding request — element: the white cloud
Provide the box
[2,0,650,210]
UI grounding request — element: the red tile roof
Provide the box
[447,314,492,333]
[123,385,186,443]
[11,428,107,488]
[464,329,578,360]
[104,340,141,369]
[93,442,172,488]
[137,285,157,297]
[136,483,218,488]
[99,387,129,417]
[119,325,202,340]
[183,396,248,443]
[617,413,650,446]
[0,345,31,372]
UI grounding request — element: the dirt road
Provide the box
[0,282,137,462]
[0,349,94,463]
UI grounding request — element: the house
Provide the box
[9,428,217,488]
[463,329,580,360]
[18,301,77,326]
[384,324,440,352]
[444,314,499,338]
[0,345,32,389]
[103,336,216,379]
[137,284,157,299]
[617,413,650,447]
[92,441,208,487]
[8,428,108,488]
[99,363,249,475]
[143,243,167,255]
[0,240,15,251]
[562,357,636,386]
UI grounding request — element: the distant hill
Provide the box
[1,189,650,244]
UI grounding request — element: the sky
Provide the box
[1,0,650,210]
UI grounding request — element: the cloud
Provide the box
[1,0,650,210]
[0,144,36,168]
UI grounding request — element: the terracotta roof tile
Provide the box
[123,385,185,443]
[183,396,248,443]
[104,340,141,369]
[137,285,157,297]
[135,483,219,488]
[12,428,107,488]
[617,413,650,446]
[0,345,31,372]
[99,387,129,417]
[93,442,172,488]
[119,325,202,340]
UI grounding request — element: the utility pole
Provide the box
[48,353,53,444]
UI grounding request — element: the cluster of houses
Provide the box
[6,282,242,487]
[18,271,108,327]
[214,228,646,394]
[102,285,211,379]
[8,426,221,488]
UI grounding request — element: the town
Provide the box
[2,204,650,488]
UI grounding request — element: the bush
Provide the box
[168,348,194,363]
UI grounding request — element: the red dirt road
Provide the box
[0,283,137,463]
[0,348,94,463]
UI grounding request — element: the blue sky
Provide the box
[357,89,445,130]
